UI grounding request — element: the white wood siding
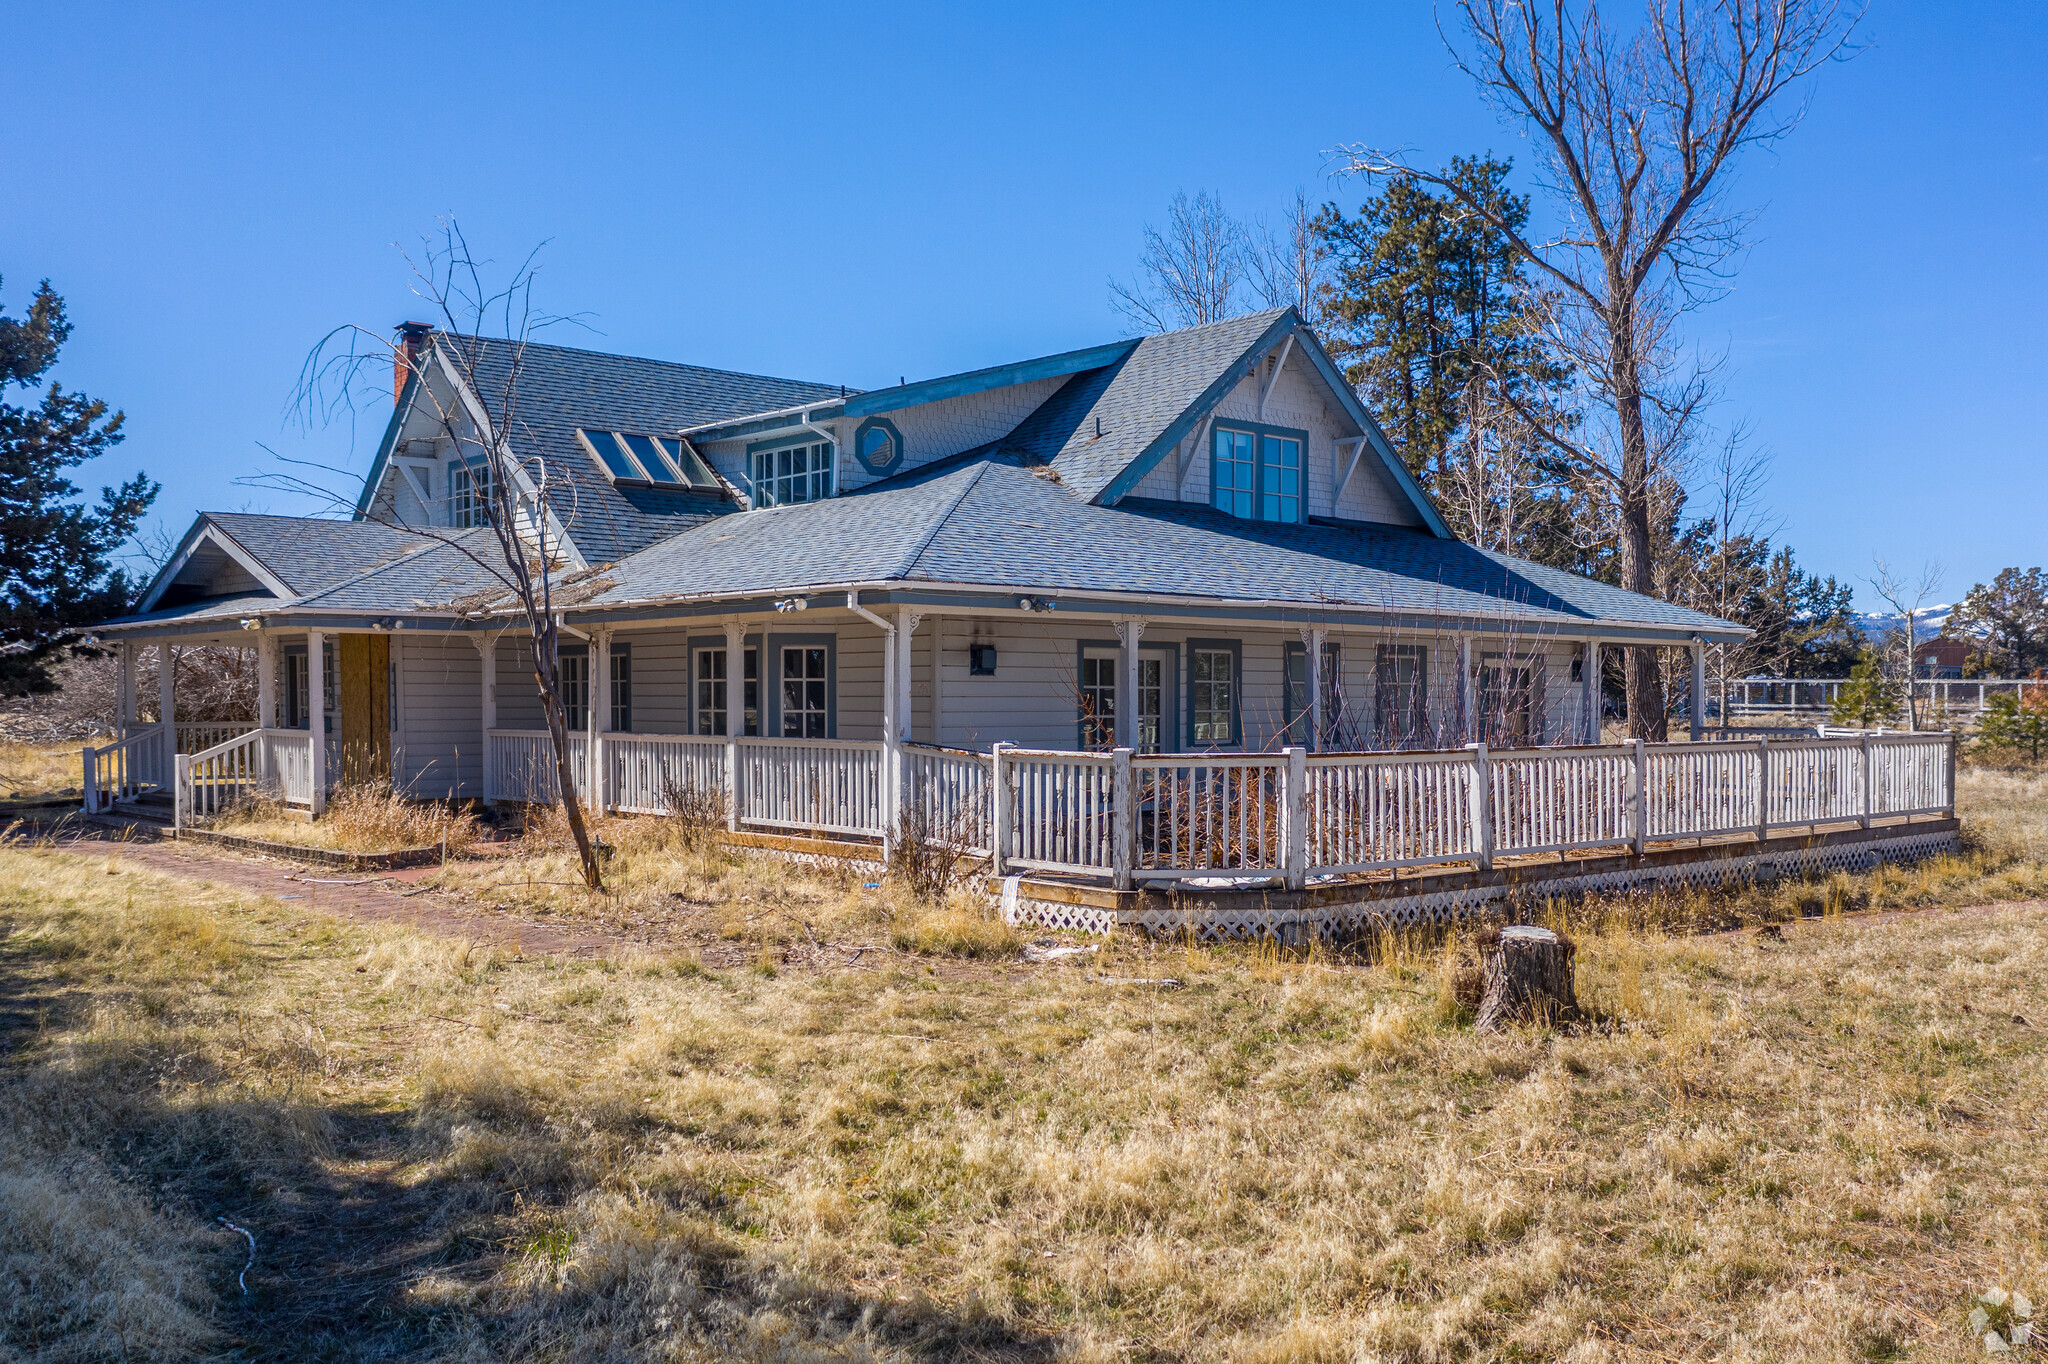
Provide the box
[396,633,483,798]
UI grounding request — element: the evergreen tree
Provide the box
[1316,156,1566,495]
[1947,567,2048,675]
[0,277,156,696]
[1977,688,2047,762]
[1829,649,1902,729]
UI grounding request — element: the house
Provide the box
[1913,637,1967,680]
[89,307,1748,821]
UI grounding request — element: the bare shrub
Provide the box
[656,778,727,852]
[890,796,987,903]
[215,783,482,855]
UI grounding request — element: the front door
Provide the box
[1078,646,1173,752]
[337,634,392,786]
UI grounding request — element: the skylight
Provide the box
[578,429,721,491]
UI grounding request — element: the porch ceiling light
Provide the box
[774,596,809,613]
[239,618,263,631]
[1017,596,1056,613]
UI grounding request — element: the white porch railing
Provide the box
[738,736,885,837]
[480,728,1956,890]
[169,728,316,829]
[485,730,589,805]
[607,733,729,816]
[83,724,169,811]
[176,720,256,753]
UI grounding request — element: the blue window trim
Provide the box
[608,639,632,734]
[687,633,763,736]
[851,416,905,476]
[745,432,831,455]
[1074,638,1180,753]
[764,632,837,738]
[743,435,837,506]
[1185,637,1242,750]
[1209,418,1308,524]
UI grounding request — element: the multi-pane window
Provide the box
[1191,647,1235,746]
[559,648,588,732]
[450,459,492,527]
[609,641,632,733]
[749,442,834,508]
[1285,641,1343,747]
[1260,435,1302,523]
[1213,429,1256,519]
[1079,652,1117,750]
[780,646,828,737]
[695,646,759,736]
[284,652,308,729]
[580,429,719,489]
[1374,644,1428,748]
[1134,656,1164,753]
[1212,426,1306,524]
[1478,655,1539,748]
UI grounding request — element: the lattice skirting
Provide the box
[997,828,1962,943]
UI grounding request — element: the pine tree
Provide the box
[0,277,157,696]
[1828,649,1902,730]
[1977,686,2047,762]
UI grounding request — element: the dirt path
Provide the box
[42,826,630,958]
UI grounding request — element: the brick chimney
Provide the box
[394,322,432,405]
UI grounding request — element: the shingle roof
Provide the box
[1002,308,1293,503]
[291,529,507,611]
[587,456,1741,637]
[446,334,841,563]
[206,513,427,595]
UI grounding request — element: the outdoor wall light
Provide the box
[774,596,809,613]
[238,618,263,631]
[1017,596,1056,612]
[969,644,998,675]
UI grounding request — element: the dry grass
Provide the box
[0,740,88,800]
[6,801,2048,1360]
[211,783,483,855]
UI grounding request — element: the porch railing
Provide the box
[82,724,169,811]
[480,728,1956,889]
[170,728,316,829]
[176,720,257,753]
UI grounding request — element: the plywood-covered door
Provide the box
[338,634,392,786]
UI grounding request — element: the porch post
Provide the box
[590,627,611,812]
[723,622,743,831]
[1302,626,1326,752]
[1111,746,1133,891]
[307,629,327,815]
[1582,640,1602,744]
[881,613,899,855]
[1115,619,1145,750]
[475,634,497,804]
[158,640,176,733]
[897,611,921,744]
[117,638,136,733]
[256,631,276,731]
[1690,639,1707,742]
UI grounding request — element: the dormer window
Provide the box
[449,458,492,527]
[1211,422,1304,524]
[746,437,834,508]
[578,429,720,490]
[853,416,904,475]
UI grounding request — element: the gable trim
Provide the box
[353,366,422,519]
[136,518,297,614]
[1293,329,1453,539]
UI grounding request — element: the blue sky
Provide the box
[5,1,2042,609]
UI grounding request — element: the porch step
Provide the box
[111,793,174,824]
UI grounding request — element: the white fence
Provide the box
[1731,676,2044,718]
[471,728,1954,889]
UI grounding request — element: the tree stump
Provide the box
[1474,925,1578,1032]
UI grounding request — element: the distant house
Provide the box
[90,307,1743,807]
[1914,637,1968,679]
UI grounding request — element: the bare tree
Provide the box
[1244,189,1332,322]
[264,220,607,889]
[1439,377,1534,551]
[1336,0,1861,739]
[1867,556,1943,731]
[1109,190,1247,333]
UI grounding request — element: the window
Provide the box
[1213,429,1256,519]
[579,429,719,489]
[1374,644,1429,748]
[1285,641,1344,747]
[695,645,759,736]
[559,646,588,732]
[852,416,904,475]
[450,459,492,527]
[284,652,308,729]
[1211,423,1308,523]
[1261,434,1302,523]
[748,441,834,508]
[1190,644,1237,746]
[780,646,828,737]
[1134,655,1165,753]
[1079,651,1117,750]
[1477,654,1540,748]
[609,641,632,733]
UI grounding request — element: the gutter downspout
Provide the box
[846,592,899,859]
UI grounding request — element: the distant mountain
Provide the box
[1850,604,1955,642]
